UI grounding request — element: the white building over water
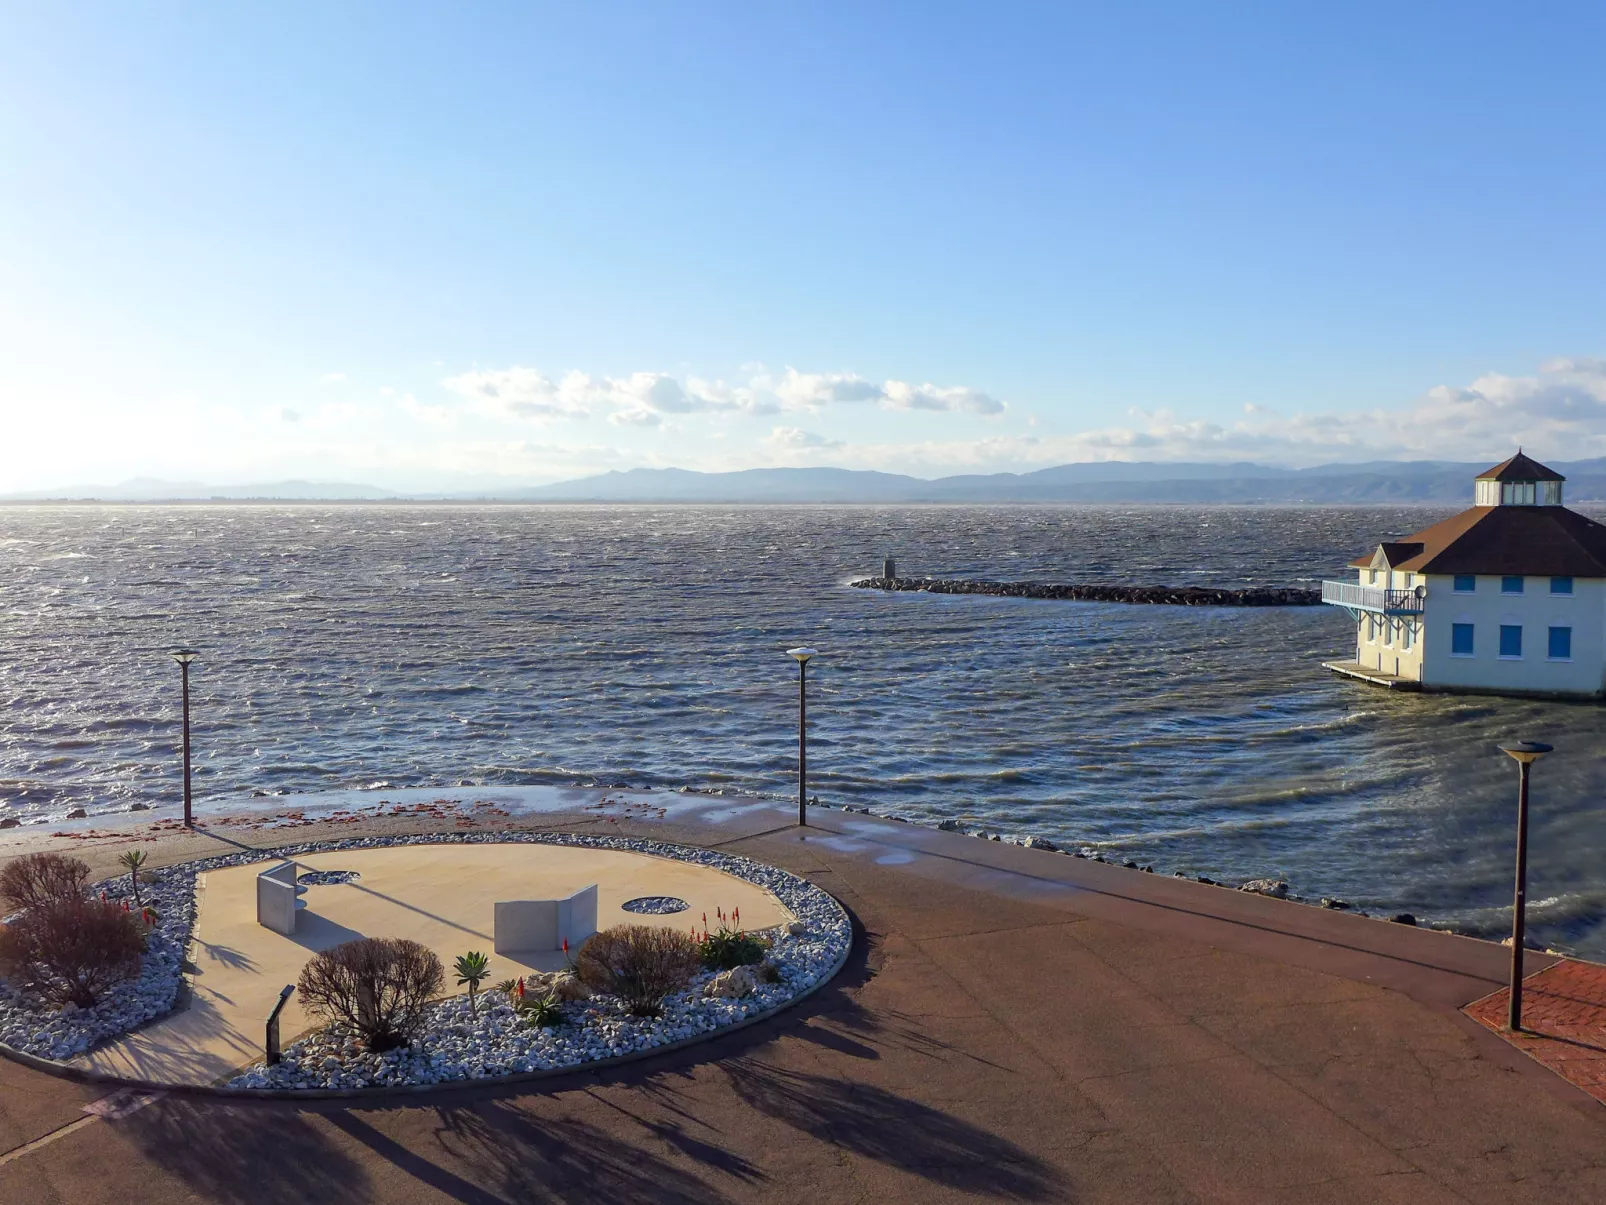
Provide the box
[1322,452,1606,698]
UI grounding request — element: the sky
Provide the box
[3,2,1606,491]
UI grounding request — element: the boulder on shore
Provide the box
[1240,878,1290,899]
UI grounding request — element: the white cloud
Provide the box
[881,381,1005,415]
[772,369,885,409]
[761,426,845,452]
[737,358,1606,475]
[317,372,346,384]
[440,364,1005,424]
[608,408,662,427]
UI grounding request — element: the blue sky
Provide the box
[3,2,1605,489]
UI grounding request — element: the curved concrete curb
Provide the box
[0,833,853,1101]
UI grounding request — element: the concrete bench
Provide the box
[256,861,307,935]
[493,884,598,955]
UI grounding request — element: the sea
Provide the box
[4,503,1606,957]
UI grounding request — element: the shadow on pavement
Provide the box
[411,1102,743,1204]
[723,1057,1069,1201]
[119,1097,372,1204]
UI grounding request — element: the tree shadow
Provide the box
[337,1101,744,1205]
[193,938,257,971]
[723,1058,1068,1201]
[118,1097,372,1205]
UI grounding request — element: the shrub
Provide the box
[296,937,444,1052]
[0,895,145,1007]
[0,852,91,913]
[575,925,702,1017]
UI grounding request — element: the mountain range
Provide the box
[10,460,1606,504]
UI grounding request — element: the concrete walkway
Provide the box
[3,799,1605,1203]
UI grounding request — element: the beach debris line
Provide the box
[851,574,1320,607]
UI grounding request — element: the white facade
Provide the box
[1419,573,1606,696]
[1338,569,1606,697]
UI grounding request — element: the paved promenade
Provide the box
[2,797,1605,1203]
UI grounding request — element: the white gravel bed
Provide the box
[0,832,851,1088]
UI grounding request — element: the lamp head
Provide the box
[786,646,819,665]
[170,649,199,665]
[1499,740,1553,765]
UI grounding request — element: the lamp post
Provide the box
[1498,739,1553,1032]
[787,648,818,826]
[171,650,199,828]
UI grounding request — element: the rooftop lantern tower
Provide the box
[1474,451,1564,507]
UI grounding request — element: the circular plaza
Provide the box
[0,833,852,1093]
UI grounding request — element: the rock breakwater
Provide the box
[850,576,1321,607]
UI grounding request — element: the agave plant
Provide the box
[117,849,148,907]
[515,990,565,1029]
[454,950,491,1018]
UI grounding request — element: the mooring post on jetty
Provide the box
[883,557,896,580]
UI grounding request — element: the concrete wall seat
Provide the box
[256,861,307,935]
[494,884,598,954]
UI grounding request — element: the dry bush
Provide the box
[0,852,91,912]
[0,896,145,1007]
[297,937,444,1051]
[576,925,703,1016]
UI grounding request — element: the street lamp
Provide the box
[1498,739,1553,1032]
[787,648,819,826]
[171,650,199,828]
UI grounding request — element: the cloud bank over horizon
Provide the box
[5,357,1606,492]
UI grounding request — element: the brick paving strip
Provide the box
[1465,958,1606,1103]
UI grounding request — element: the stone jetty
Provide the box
[850,575,1320,607]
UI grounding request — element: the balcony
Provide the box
[1320,580,1426,616]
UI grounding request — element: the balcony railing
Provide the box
[1320,580,1426,615]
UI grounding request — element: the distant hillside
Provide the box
[10,460,1606,504]
[500,459,1606,504]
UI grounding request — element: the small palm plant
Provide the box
[454,950,490,1018]
[117,849,148,907]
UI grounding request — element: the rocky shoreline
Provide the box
[850,575,1321,607]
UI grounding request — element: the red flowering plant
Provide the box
[696,905,769,971]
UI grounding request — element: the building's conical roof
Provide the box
[1475,451,1565,482]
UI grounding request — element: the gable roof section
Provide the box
[1348,506,1606,575]
[1370,542,1424,568]
[1476,451,1565,482]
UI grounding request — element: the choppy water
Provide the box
[4,503,1606,956]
